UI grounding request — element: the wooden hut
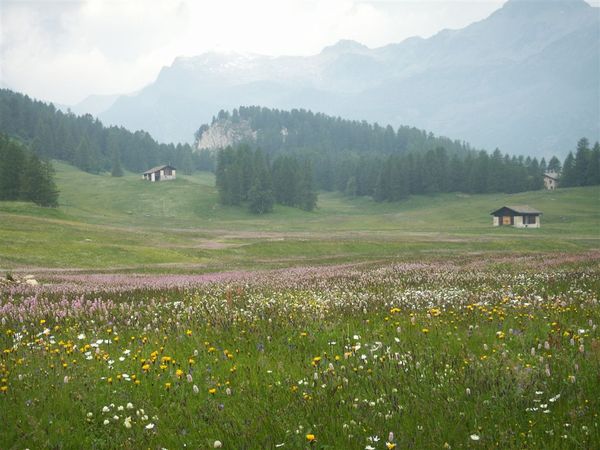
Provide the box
[142,165,176,182]
[491,205,542,228]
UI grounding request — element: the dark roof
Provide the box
[490,205,542,216]
[544,172,559,180]
[143,165,175,174]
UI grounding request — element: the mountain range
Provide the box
[93,0,599,158]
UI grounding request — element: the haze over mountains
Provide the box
[93,0,599,158]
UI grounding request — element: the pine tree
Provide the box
[297,159,317,211]
[573,138,590,186]
[586,142,600,185]
[0,137,26,200]
[248,149,274,214]
[108,131,124,177]
[561,152,576,187]
[21,154,59,207]
[547,156,562,173]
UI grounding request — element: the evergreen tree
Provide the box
[586,142,600,186]
[0,136,26,200]
[297,159,317,211]
[21,154,59,207]
[248,149,274,214]
[573,138,590,186]
[108,131,124,177]
[561,152,576,187]
[547,156,562,173]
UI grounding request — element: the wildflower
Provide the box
[103,419,110,425]
[124,417,132,429]
[165,382,172,390]
[421,328,429,334]
[176,369,184,378]
[193,384,199,394]
[187,373,193,383]
[213,441,222,448]
[208,388,217,394]
[386,443,396,449]
[470,434,480,441]
[145,423,155,430]
[126,402,134,410]
[306,434,316,443]
[102,406,110,413]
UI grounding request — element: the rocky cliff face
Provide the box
[195,119,256,150]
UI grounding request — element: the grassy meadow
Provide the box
[1,258,599,449]
[1,163,599,449]
[0,162,598,272]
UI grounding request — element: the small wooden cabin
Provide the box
[142,165,176,182]
[491,205,542,228]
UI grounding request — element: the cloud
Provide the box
[1,0,595,105]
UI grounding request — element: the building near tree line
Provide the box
[490,205,542,228]
[142,165,176,182]
[543,172,559,190]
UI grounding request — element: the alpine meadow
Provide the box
[1,0,599,449]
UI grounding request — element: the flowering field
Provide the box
[1,255,599,449]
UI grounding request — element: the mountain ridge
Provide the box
[97,0,599,157]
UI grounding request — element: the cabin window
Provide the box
[523,215,537,225]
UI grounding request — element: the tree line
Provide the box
[0,134,59,207]
[316,138,597,201]
[197,106,476,158]
[215,145,317,214]
[560,138,600,187]
[219,136,597,212]
[0,89,209,175]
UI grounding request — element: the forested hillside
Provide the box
[196,106,475,157]
[0,89,203,175]
[201,108,598,208]
[0,134,58,207]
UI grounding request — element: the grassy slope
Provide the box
[0,161,598,271]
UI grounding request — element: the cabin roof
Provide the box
[544,172,559,180]
[142,165,175,174]
[490,205,542,216]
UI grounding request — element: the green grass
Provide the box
[0,161,598,271]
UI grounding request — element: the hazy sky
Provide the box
[1,0,597,105]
